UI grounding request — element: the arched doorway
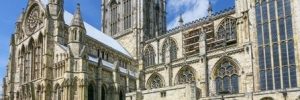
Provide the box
[101,85,106,100]
[88,84,94,100]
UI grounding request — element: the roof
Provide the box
[64,11,132,57]
[40,0,132,58]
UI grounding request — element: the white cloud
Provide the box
[167,0,210,29]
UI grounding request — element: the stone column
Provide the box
[113,61,120,100]
[126,76,130,92]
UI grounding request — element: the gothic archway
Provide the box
[147,73,165,89]
[213,57,239,94]
[144,45,156,67]
[162,38,178,63]
[216,17,237,42]
[88,84,94,100]
[101,85,107,100]
[176,66,196,84]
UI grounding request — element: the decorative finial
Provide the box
[178,13,184,27]
[71,3,85,28]
[208,1,213,16]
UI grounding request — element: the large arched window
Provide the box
[216,18,237,42]
[162,39,177,63]
[147,73,164,89]
[110,1,118,35]
[256,0,297,91]
[215,61,239,94]
[144,45,155,67]
[25,38,34,82]
[19,46,25,83]
[177,66,195,84]
[33,35,43,80]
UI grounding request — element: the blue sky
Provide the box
[0,0,234,93]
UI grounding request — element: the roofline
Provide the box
[85,35,134,60]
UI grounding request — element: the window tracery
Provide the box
[111,2,118,35]
[148,74,163,89]
[256,0,297,91]
[215,61,239,94]
[123,0,131,30]
[177,67,195,84]
[144,45,155,67]
[162,39,177,63]
[216,18,237,42]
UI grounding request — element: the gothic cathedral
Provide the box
[3,0,300,100]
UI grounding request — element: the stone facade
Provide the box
[2,0,137,100]
[3,0,300,100]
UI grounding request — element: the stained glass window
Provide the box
[111,2,118,35]
[148,74,163,89]
[256,0,297,91]
[124,0,131,30]
[144,45,155,67]
[178,67,195,84]
[162,39,177,63]
[216,18,237,42]
[215,61,239,94]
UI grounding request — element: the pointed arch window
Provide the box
[177,67,195,84]
[34,35,43,79]
[216,18,237,43]
[18,46,25,83]
[215,61,239,94]
[123,0,131,30]
[144,45,155,67]
[148,74,164,89]
[162,39,177,63]
[25,39,34,82]
[111,2,118,35]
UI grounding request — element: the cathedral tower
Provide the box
[101,0,167,59]
[48,0,66,44]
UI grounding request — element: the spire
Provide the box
[71,3,85,28]
[208,1,213,16]
[178,13,184,27]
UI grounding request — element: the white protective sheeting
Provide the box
[101,60,114,69]
[88,56,99,63]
